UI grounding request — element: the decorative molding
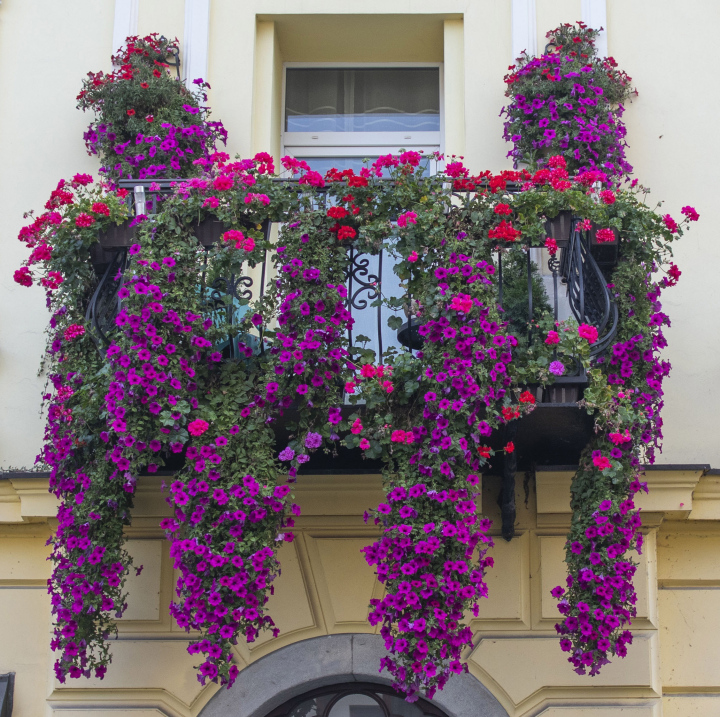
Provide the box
[511,0,536,61]
[535,469,704,524]
[183,0,211,88]
[581,0,608,56]
[112,0,139,56]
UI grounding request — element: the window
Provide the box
[264,682,449,717]
[283,64,443,172]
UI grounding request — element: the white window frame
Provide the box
[281,62,445,164]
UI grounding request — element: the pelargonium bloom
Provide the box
[578,324,599,344]
[188,419,210,436]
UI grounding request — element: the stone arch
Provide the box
[200,634,509,717]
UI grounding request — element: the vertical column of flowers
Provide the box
[12,176,136,681]
[502,22,635,179]
[344,158,535,699]
[267,176,355,476]
[553,206,698,674]
[78,35,226,182]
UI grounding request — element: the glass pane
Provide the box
[287,693,335,717]
[378,693,428,717]
[328,693,384,717]
[285,68,440,132]
[294,157,378,177]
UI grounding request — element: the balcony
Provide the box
[88,180,619,508]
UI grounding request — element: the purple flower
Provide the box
[305,432,322,449]
[549,361,565,376]
[278,447,295,461]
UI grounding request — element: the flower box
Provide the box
[544,210,573,248]
[97,220,136,248]
[588,224,618,246]
[194,218,230,247]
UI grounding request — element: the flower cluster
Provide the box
[78,35,226,182]
[502,22,635,179]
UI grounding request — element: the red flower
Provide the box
[505,442,515,453]
[145,115,154,123]
[493,203,512,216]
[545,237,558,255]
[126,109,136,116]
[91,202,110,216]
[75,213,95,228]
[337,226,357,241]
[140,82,149,89]
[519,391,536,404]
[477,446,492,459]
[327,206,349,219]
[600,190,616,205]
[488,220,522,242]
[153,69,162,78]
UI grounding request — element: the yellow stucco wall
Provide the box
[1,1,720,715]
[1,470,719,715]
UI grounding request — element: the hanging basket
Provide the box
[97,220,136,248]
[543,210,573,248]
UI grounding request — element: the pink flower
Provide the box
[222,229,254,252]
[599,190,616,205]
[244,193,270,206]
[593,454,612,471]
[64,324,85,341]
[681,205,699,221]
[359,438,370,450]
[545,237,558,255]
[202,196,219,208]
[545,330,560,345]
[578,324,598,344]
[407,251,419,263]
[450,293,473,313]
[397,211,418,228]
[594,227,615,243]
[663,214,679,234]
[188,419,210,436]
[351,418,363,435]
[13,267,32,286]
[579,219,593,231]
[213,176,233,191]
[390,430,406,443]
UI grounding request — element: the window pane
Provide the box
[285,68,440,132]
[294,157,378,176]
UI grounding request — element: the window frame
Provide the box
[281,61,445,164]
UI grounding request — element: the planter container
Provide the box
[194,218,230,247]
[544,211,573,248]
[97,220,136,248]
[588,223,618,246]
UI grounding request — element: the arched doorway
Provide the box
[199,634,509,717]
[264,682,448,717]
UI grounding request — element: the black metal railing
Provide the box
[87,181,619,367]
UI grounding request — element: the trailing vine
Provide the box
[13,34,699,698]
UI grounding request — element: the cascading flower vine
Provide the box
[14,31,699,697]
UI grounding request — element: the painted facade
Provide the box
[1,1,719,715]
